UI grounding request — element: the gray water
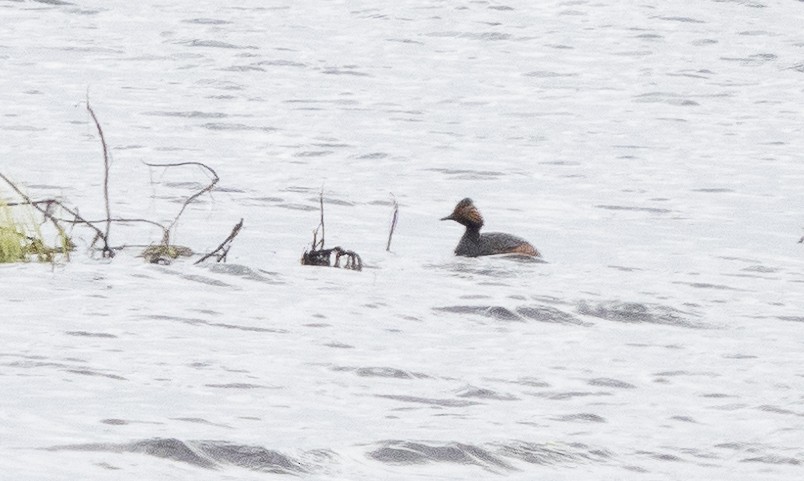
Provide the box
[1,0,803,479]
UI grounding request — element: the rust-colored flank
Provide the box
[507,242,540,257]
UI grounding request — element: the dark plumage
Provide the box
[441,198,541,257]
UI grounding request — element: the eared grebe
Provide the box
[441,198,541,257]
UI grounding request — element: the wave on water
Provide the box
[47,438,612,474]
[367,439,612,472]
[367,440,514,472]
[576,301,704,328]
[46,438,317,474]
[331,365,432,379]
[434,300,702,327]
[43,436,803,475]
[433,304,587,324]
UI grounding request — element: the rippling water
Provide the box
[1,1,803,479]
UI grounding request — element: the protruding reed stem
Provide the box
[386,194,399,252]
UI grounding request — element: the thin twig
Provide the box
[144,161,220,237]
[194,218,244,265]
[386,194,399,252]
[318,189,325,250]
[86,96,112,252]
[64,216,169,243]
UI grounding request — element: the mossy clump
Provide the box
[140,244,193,264]
[0,201,71,263]
[0,225,26,262]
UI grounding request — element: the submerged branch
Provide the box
[301,193,362,271]
[302,246,362,271]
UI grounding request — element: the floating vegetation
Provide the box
[140,244,194,265]
[0,199,71,264]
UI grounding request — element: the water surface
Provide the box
[1,1,803,479]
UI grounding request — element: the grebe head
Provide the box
[441,198,484,229]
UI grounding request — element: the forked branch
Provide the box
[144,161,220,237]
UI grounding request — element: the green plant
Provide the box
[0,200,70,263]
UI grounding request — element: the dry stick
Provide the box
[143,161,220,239]
[318,190,325,250]
[386,194,399,252]
[86,98,113,256]
[194,218,244,265]
[309,192,324,250]
[70,217,168,244]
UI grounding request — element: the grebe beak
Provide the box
[440,214,454,221]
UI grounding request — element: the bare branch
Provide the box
[194,218,244,265]
[62,216,169,244]
[86,97,113,254]
[144,161,220,236]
